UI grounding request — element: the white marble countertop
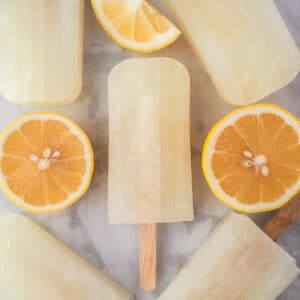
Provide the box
[0,0,299,299]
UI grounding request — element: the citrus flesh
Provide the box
[0,113,94,213]
[91,0,181,53]
[202,104,300,213]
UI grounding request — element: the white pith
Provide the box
[128,0,143,11]
[30,147,61,171]
[242,151,269,177]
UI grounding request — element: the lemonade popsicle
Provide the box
[0,0,83,105]
[0,214,132,300]
[108,57,193,290]
[108,57,193,224]
[167,0,300,106]
[158,212,299,300]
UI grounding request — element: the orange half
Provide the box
[0,113,94,213]
[202,104,300,213]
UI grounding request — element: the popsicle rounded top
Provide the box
[108,57,190,86]
[108,57,193,224]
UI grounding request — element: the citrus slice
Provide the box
[202,104,300,213]
[91,0,181,53]
[0,113,94,213]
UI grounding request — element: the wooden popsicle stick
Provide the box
[140,224,157,292]
[263,194,300,241]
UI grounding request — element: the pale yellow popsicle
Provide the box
[0,0,83,105]
[158,213,299,300]
[0,214,132,300]
[108,57,193,224]
[168,0,300,106]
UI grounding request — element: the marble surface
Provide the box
[0,0,299,299]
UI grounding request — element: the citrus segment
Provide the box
[91,0,181,53]
[235,115,261,153]
[0,113,94,213]
[202,104,300,213]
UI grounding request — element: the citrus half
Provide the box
[202,104,300,213]
[0,112,94,213]
[91,0,181,53]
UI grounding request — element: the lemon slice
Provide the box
[91,0,181,53]
[202,104,300,213]
[0,113,94,213]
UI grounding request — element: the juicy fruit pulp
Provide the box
[91,0,180,53]
[0,0,84,105]
[0,113,94,213]
[202,104,300,212]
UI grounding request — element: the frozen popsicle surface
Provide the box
[108,57,193,224]
[0,0,83,105]
[168,0,300,106]
[0,214,131,300]
[159,212,299,300]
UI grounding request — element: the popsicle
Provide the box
[108,57,194,290]
[167,0,300,106]
[158,195,300,300]
[0,214,132,300]
[0,0,84,105]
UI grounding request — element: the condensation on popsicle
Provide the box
[0,214,132,300]
[158,213,299,300]
[108,57,193,224]
[0,0,84,105]
[168,0,300,106]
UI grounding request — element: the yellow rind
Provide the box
[0,112,94,214]
[202,103,300,213]
[90,0,181,54]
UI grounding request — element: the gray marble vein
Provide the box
[0,0,299,299]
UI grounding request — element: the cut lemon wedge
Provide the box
[202,104,300,213]
[91,0,181,53]
[0,113,94,213]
